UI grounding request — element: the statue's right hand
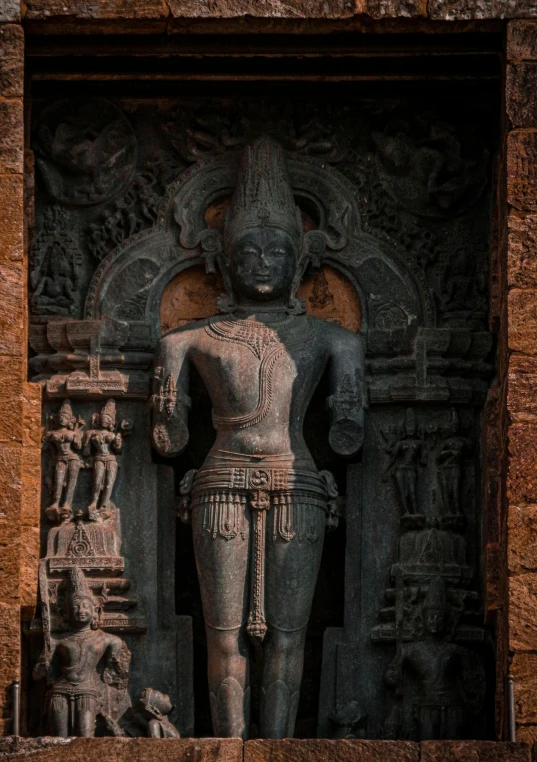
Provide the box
[33,657,48,680]
[151,416,189,457]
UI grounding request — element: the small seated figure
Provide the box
[33,566,130,738]
[85,399,122,521]
[43,400,84,523]
[134,688,181,738]
[31,241,77,316]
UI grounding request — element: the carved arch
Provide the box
[84,152,435,335]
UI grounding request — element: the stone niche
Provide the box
[25,81,497,742]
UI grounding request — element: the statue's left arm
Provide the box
[327,329,367,456]
[151,333,192,457]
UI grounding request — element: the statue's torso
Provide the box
[188,314,330,467]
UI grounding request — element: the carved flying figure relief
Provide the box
[151,136,366,739]
[43,400,85,524]
[33,567,131,737]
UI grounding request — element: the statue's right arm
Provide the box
[151,333,191,457]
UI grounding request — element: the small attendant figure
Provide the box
[85,399,124,522]
[43,400,84,523]
[33,566,130,737]
[135,688,181,738]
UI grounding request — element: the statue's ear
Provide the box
[199,229,223,275]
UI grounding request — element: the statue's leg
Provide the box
[48,693,69,737]
[74,695,96,737]
[88,461,105,514]
[50,461,67,508]
[262,502,326,739]
[192,495,251,739]
[101,461,118,508]
[63,459,80,513]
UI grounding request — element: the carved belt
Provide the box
[186,466,333,645]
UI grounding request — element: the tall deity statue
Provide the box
[151,136,366,739]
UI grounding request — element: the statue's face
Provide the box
[229,228,296,303]
[59,412,71,428]
[70,596,95,626]
[101,414,113,429]
[425,609,445,636]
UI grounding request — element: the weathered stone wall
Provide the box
[5,0,537,745]
[0,4,41,737]
[506,19,537,743]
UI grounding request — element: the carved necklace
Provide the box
[205,315,313,430]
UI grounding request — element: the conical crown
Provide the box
[59,400,73,418]
[101,398,116,425]
[224,136,303,252]
[67,566,93,604]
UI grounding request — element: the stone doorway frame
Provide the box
[0,6,535,748]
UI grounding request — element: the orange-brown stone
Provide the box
[508,356,537,421]
[509,504,537,573]
[512,654,537,724]
[507,64,537,128]
[0,26,23,100]
[508,290,537,355]
[508,214,537,290]
[508,423,537,504]
[0,175,23,263]
[0,263,24,356]
[244,739,418,762]
[508,20,537,61]
[420,742,530,762]
[509,574,537,650]
[508,131,537,213]
[0,603,20,735]
[0,738,243,762]
[0,101,23,175]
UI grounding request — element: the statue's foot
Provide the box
[59,506,72,524]
[87,505,100,523]
[401,513,425,530]
[44,504,61,523]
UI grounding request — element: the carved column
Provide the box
[0,14,42,736]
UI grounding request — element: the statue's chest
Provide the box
[196,317,319,401]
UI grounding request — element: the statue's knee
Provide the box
[207,627,243,660]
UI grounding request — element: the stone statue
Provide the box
[43,400,85,523]
[151,136,366,739]
[382,408,426,528]
[85,399,123,522]
[384,576,481,740]
[33,566,130,737]
[436,409,468,522]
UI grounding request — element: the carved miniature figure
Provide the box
[151,136,366,739]
[382,409,426,528]
[436,409,469,522]
[33,566,130,737]
[43,400,85,523]
[31,241,78,316]
[134,688,181,738]
[384,576,482,740]
[85,399,126,521]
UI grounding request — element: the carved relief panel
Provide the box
[28,89,495,740]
